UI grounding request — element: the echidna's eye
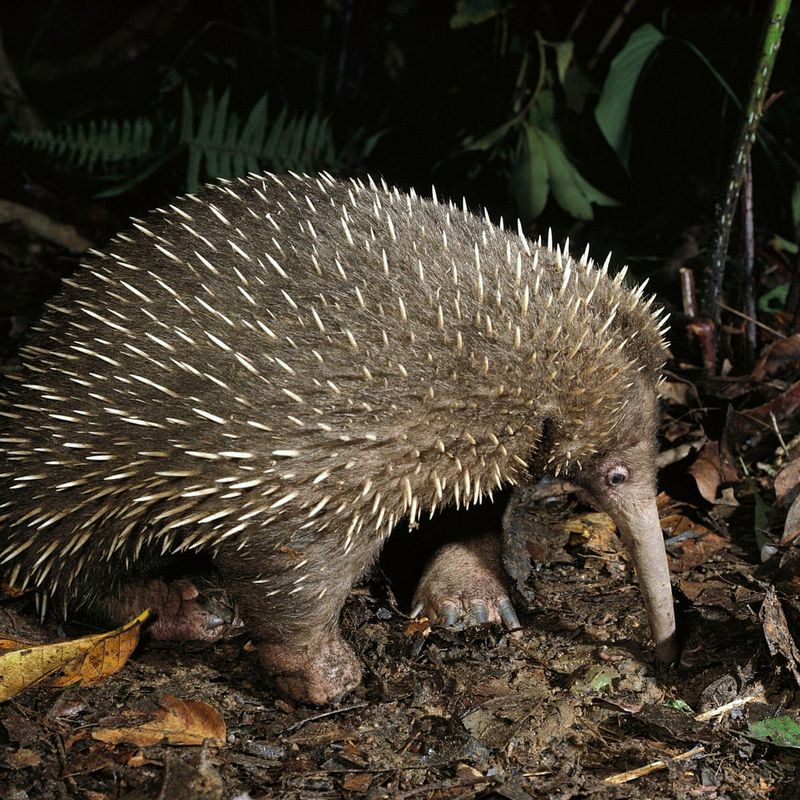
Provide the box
[607,465,628,486]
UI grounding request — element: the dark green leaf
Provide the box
[573,169,619,207]
[512,123,549,221]
[240,94,268,152]
[539,130,593,220]
[595,23,665,167]
[553,41,574,86]
[753,489,769,551]
[462,116,520,152]
[747,716,800,749]
[792,182,800,236]
[450,0,499,29]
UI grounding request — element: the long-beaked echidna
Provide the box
[0,172,675,704]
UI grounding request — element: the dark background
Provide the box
[0,1,797,352]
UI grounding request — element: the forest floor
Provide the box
[2,368,800,799]
[1,236,800,800]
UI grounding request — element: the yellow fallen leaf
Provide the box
[559,511,618,551]
[91,695,226,747]
[0,610,150,702]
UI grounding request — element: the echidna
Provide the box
[0,172,675,704]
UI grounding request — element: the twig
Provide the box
[694,694,759,722]
[0,199,90,253]
[588,0,640,71]
[769,411,789,459]
[391,775,490,799]
[284,702,368,733]
[680,267,697,318]
[718,301,785,338]
[604,745,705,785]
[24,0,191,81]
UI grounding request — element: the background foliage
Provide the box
[0,1,798,338]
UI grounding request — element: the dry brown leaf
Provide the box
[343,773,373,792]
[760,586,800,688]
[776,460,800,506]
[661,510,728,573]
[49,616,146,688]
[659,379,696,407]
[688,442,723,502]
[0,636,41,652]
[781,493,800,547]
[2,748,43,769]
[0,610,149,702]
[746,380,800,424]
[687,441,739,503]
[752,333,800,380]
[91,695,226,747]
[667,530,728,573]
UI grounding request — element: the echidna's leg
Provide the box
[214,527,382,705]
[412,534,520,630]
[78,574,239,642]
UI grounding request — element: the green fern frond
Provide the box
[13,118,156,172]
[9,85,380,197]
[180,87,343,191]
[11,117,171,197]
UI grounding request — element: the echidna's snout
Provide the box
[581,441,677,664]
[613,494,677,663]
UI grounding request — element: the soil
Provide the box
[1,219,799,800]
[1,490,798,799]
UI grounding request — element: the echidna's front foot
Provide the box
[412,534,521,632]
[100,578,241,642]
[258,629,362,705]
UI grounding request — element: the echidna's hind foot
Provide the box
[213,533,379,705]
[259,629,362,705]
[412,534,521,633]
[92,577,241,642]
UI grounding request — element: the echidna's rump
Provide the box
[0,173,675,703]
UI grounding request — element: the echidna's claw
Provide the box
[412,534,521,634]
[497,597,521,631]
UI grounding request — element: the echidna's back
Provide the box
[0,173,666,596]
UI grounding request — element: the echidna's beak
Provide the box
[611,496,677,663]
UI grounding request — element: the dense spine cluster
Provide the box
[0,172,668,610]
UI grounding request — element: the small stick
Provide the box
[604,745,705,785]
[588,0,639,71]
[285,702,368,733]
[718,301,785,338]
[694,694,760,722]
[680,267,697,318]
[769,411,789,459]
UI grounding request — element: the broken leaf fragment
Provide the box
[0,610,149,701]
[91,695,226,747]
[759,586,800,687]
[747,716,800,750]
[561,511,618,552]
